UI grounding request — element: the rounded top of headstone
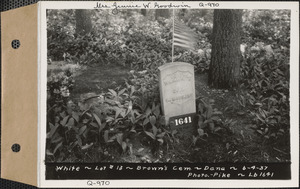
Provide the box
[158,62,194,71]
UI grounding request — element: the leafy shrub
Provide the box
[193,99,225,143]
[46,98,107,162]
[127,69,160,109]
[48,9,172,70]
[240,48,289,139]
[46,72,167,161]
[236,10,291,141]
[174,50,211,73]
[47,71,74,108]
[47,10,76,61]
[242,10,290,48]
[47,9,212,72]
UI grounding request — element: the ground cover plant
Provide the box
[46,9,291,163]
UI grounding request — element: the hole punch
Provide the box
[11,143,21,152]
[11,39,21,49]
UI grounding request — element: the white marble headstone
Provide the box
[158,62,196,124]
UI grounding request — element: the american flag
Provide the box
[173,19,197,51]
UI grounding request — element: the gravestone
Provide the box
[158,62,196,128]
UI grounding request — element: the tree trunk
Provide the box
[208,9,243,89]
[75,10,92,35]
[141,9,147,16]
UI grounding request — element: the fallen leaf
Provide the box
[237,111,245,116]
[137,148,144,153]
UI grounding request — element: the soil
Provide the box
[68,63,290,163]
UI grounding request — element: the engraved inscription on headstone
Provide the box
[158,62,196,124]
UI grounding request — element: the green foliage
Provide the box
[242,10,290,48]
[47,10,76,61]
[174,50,211,73]
[47,70,74,108]
[47,10,172,69]
[240,48,289,139]
[193,99,225,144]
[239,10,290,140]
[47,9,215,73]
[127,69,160,108]
[46,72,167,160]
[46,102,103,161]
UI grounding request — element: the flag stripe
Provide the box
[174,31,197,39]
[174,27,197,38]
[173,19,197,50]
[174,33,195,42]
[174,38,195,46]
[174,43,194,50]
[174,40,193,46]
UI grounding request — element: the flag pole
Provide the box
[172,9,175,63]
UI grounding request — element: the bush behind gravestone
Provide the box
[238,10,290,141]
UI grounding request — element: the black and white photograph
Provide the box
[40,1,298,187]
